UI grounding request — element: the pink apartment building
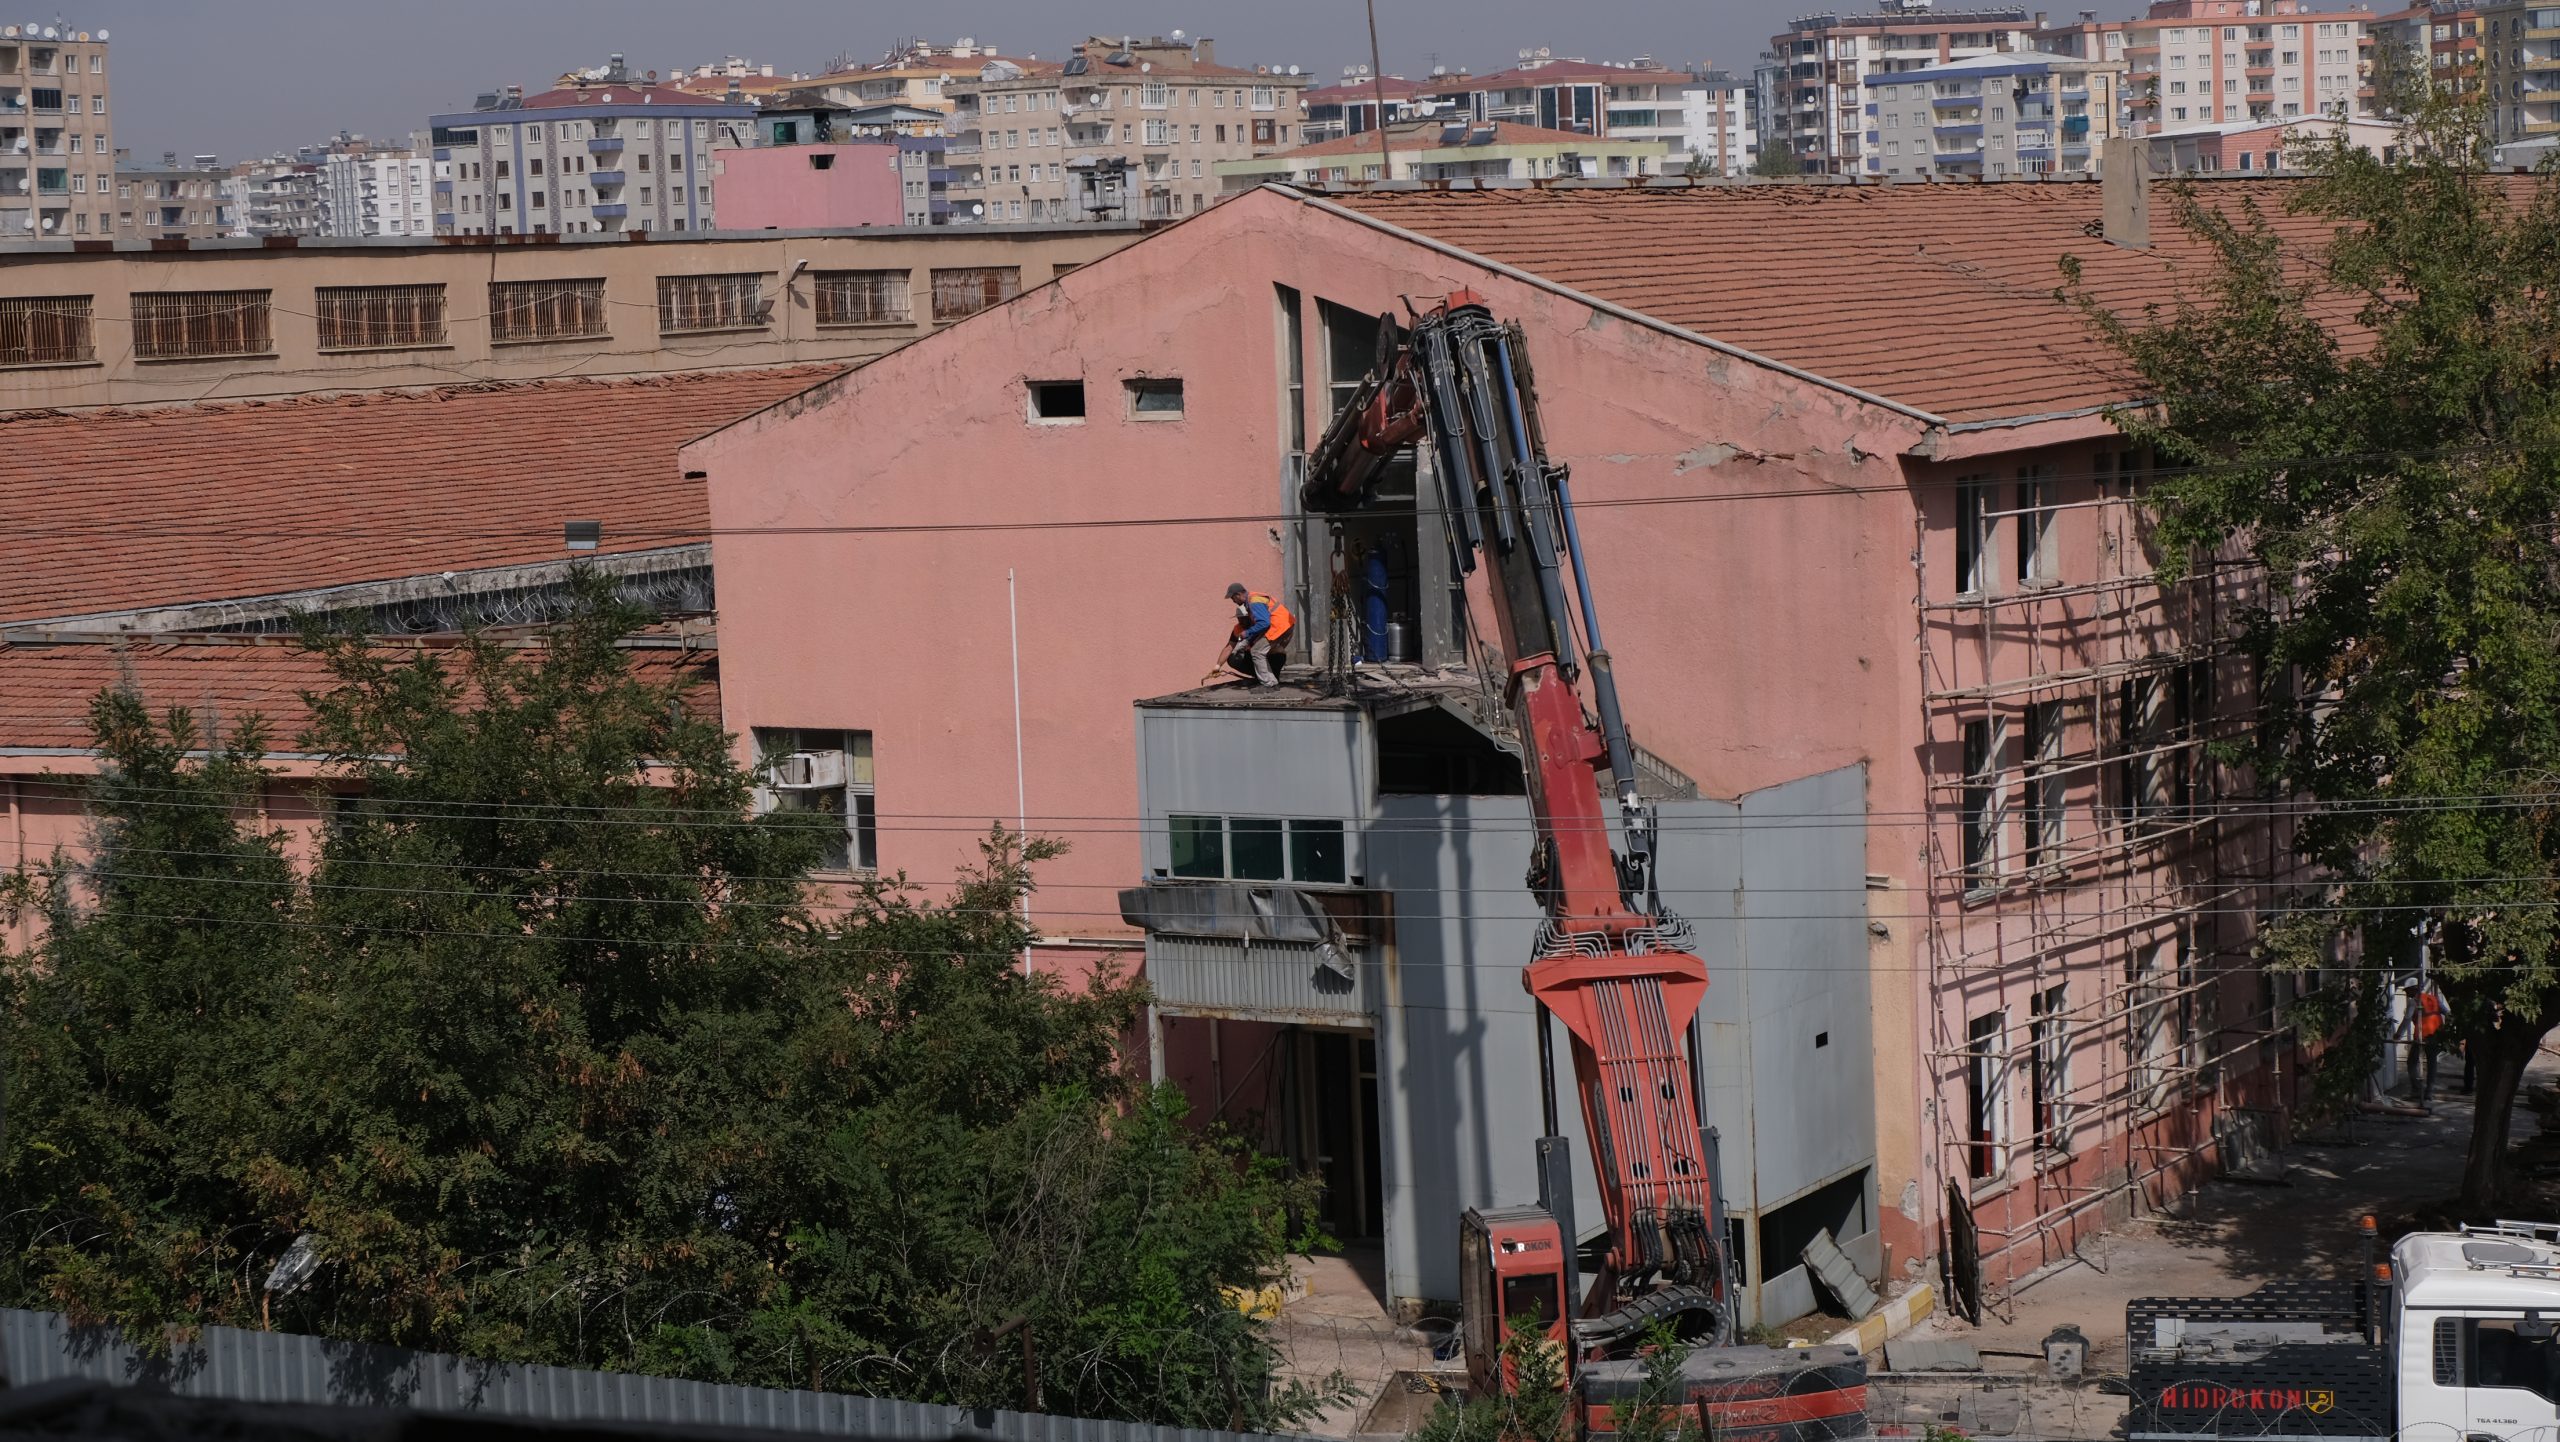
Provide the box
[684,175,2340,1317]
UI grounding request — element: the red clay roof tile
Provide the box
[0,367,837,627]
[1319,180,2421,423]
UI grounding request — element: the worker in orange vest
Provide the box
[1219,582,1295,688]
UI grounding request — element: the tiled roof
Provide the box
[1274,122,1646,162]
[1318,181,2407,424]
[0,368,838,627]
[0,636,717,753]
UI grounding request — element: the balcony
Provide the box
[591,202,628,218]
[590,169,625,186]
[1932,94,1983,108]
[1934,121,1985,136]
[587,137,624,155]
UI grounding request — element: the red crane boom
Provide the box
[1303,295,1869,1439]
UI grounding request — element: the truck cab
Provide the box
[2393,1226,2560,1442]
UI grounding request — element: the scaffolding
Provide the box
[1913,454,2310,1316]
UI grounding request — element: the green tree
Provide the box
[1750,143,1800,179]
[1412,1319,1574,1442]
[2067,88,2560,1204]
[1,582,1340,1429]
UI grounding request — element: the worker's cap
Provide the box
[1224,582,1249,600]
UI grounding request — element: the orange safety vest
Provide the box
[1236,592,1295,643]
[2419,989,2444,1040]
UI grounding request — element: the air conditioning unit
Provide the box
[771,750,847,789]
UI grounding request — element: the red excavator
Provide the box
[1301,294,1868,1440]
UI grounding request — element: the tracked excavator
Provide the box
[1301,294,1868,1440]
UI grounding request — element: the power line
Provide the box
[0,442,2521,539]
[34,781,2560,834]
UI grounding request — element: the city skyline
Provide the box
[76,0,1816,163]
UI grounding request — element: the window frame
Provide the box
[755,727,878,875]
[0,292,93,366]
[1163,814,1348,885]
[655,272,771,336]
[811,268,915,328]
[487,278,609,345]
[313,283,449,353]
[130,288,273,362]
[1125,376,1185,419]
[928,265,1021,322]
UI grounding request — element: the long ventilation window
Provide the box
[131,288,271,360]
[812,269,912,326]
[314,284,447,351]
[488,279,607,344]
[656,273,770,334]
[1028,380,1086,421]
[0,293,92,364]
[1165,815,1345,884]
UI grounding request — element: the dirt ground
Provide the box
[1874,1051,2560,1440]
[1274,1054,2560,1438]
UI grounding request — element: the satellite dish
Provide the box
[1140,61,1152,73]
[94,27,103,39]
[40,214,54,228]
[42,26,55,38]
[1172,28,1185,39]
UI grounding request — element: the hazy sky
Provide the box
[80,0,1813,163]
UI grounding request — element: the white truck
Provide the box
[2130,1220,2560,1441]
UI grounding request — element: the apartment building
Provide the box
[947,36,1311,225]
[1300,75,1441,142]
[0,22,112,243]
[1214,120,1670,190]
[224,156,324,238]
[1864,54,2126,177]
[0,226,1135,410]
[430,62,756,237]
[2372,1,2484,101]
[2481,0,2560,146]
[1680,69,1761,173]
[114,153,230,240]
[2122,0,2376,133]
[1421,53,1696,147]
[1765,2,2040,174]
[323,149,437,238]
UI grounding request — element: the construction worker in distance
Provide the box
[1217,581,1295,688]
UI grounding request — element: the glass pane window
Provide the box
[1169,815,1225,878]
[755,727,877,874]
[1230,817,1286,880]
[1289,819,1346,884]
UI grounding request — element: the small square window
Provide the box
[1169,815,1224,877]
[1029,379,1086,421]
[1126,377,1184,418]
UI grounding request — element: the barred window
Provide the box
[488,279,607,343]
[131,289,271,360]
[656,273,770,334]
[314,284,447,351]
[0,294,93,365]
[812,269,913,327]
[929,265,1020,322]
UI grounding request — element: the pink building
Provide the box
[712,142,929,230]
[686,175,2340,1317]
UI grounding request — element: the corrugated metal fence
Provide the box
[0,1309,1308,1442]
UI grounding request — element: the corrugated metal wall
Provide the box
[1146,935,1371,1023]
[0,1308,1309,1442]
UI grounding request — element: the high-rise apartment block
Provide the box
[225,156,324,238]
[324,148,437,238]
[1862,53,2125,176]
[946,36,1309,224]
[2118,0,2375,132]
[2481,0,2560,146]
[431,60,756,237]
[0,22,112,242]
[2371,1,2483,102]
[114,153,230,240]
[1679,69,1761,173]
[1765,3,2040,173]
